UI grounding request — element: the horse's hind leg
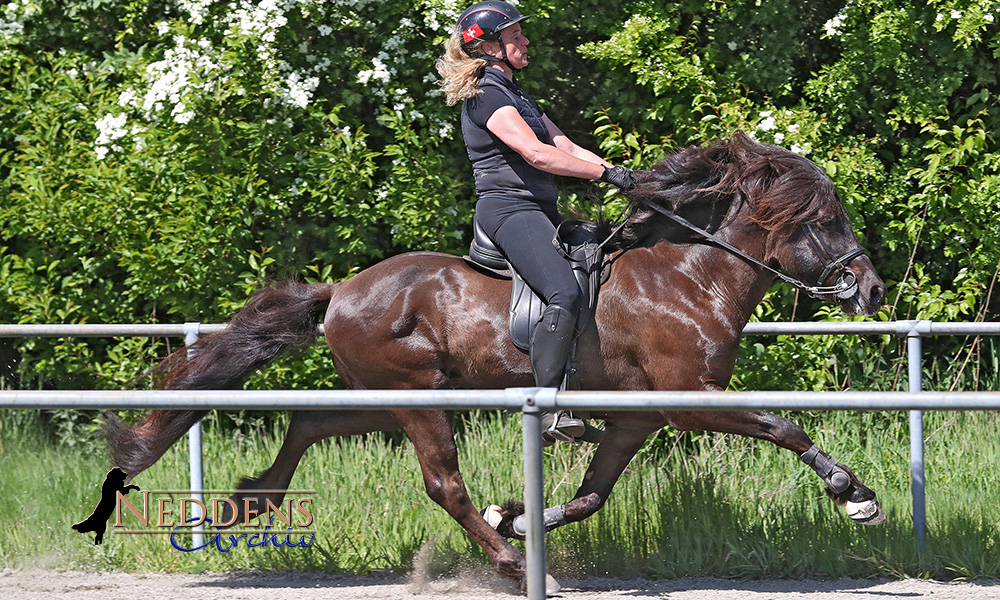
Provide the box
[663,409,886,525]
[392,409,530,586]
[224,410,398,525]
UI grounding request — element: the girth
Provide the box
[463,218,604,353]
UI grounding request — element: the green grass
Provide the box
[1,409,998,580]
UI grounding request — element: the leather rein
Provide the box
[638,200,866,300]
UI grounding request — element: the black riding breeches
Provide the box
[475,196,583,317]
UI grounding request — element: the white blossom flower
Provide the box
[757,111,776,132]
[824,14,845,36]
[177,0,214,25]
[118,89,138,108]
[434,121,454,138]
[284,71,319,108]
[358,56,392,85]
[94,113,129,158]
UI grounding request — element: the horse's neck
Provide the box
[617,223,775,340]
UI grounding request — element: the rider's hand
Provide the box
[601,165,636,192]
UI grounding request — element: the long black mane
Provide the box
[601,131,840,250]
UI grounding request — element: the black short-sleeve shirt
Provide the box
[461,69,557,203]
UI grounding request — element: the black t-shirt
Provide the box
[461,69,558,203]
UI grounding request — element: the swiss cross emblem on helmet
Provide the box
[463,23,485,42]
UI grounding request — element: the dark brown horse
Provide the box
[105,132,887,589]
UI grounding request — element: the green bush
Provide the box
[1,0,998,443]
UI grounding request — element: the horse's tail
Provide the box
[103,283,334,478]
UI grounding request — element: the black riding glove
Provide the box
[601,165,635,191]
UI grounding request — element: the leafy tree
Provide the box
[1,0,998,442]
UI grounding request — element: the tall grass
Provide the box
[1,408,998,580]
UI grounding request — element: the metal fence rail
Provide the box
[3,387,1000,600]
[4,388,1000,411]
[3,320,1000,600]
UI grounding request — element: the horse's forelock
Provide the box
[748,153,838,231]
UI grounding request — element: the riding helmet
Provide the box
[457,1,529,47]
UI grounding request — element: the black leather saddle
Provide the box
[463,217,604,353]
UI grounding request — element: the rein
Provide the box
[551,211,635,262]
[638,200,865,300]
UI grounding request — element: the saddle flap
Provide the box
[465,217,605,353]
[509,225,604,352]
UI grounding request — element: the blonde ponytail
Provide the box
[435,27,488,106]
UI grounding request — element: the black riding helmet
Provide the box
[457,1,530,70]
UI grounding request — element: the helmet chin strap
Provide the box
[482,40,521,73]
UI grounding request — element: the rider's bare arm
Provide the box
[486,105,606,180]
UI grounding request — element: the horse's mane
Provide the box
[602,131,838,249]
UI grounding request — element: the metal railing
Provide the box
[3,320,1000,600]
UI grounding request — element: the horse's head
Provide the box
[624,132,886,316]
[737,138,886,316]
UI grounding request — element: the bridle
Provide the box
[639,200,866,300]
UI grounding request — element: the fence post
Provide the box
[518,387,549,600]
[904,321,929,550]
[184,322,205,547]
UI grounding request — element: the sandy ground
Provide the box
[3,570,999,600]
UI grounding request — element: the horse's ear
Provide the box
[731,130,753,145]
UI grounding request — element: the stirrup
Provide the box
[540,411,586,447]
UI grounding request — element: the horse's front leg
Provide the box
[392,409,542,590]
[663,408,886,525]
[489,414,663,540]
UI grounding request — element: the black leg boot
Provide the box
[531,305,585,445]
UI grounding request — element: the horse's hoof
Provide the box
[546,573,561,595]
[846,499,886,525]
[519,573,561,596]
[486,500,525,540]
[482,505,503,530]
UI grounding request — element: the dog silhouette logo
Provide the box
[72,467,140,545]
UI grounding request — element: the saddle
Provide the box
[463,217,605,360]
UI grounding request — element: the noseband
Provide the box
[803,225,866,299]
[638,201,866,300]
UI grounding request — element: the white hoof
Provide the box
[482,505,503,530]
[546,573,561,595]
[846,499,886,525]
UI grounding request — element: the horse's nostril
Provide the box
[870,283,887,307]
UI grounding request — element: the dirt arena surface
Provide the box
[3,570,999,600]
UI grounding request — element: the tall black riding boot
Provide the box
[531,305,585,445]
[530,304,577,388]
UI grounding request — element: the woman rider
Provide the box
[436,1,634,442]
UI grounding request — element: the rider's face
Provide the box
[500,24,529,69]
[486,23,528,71]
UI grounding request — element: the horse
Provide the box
[103,131,887,590]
